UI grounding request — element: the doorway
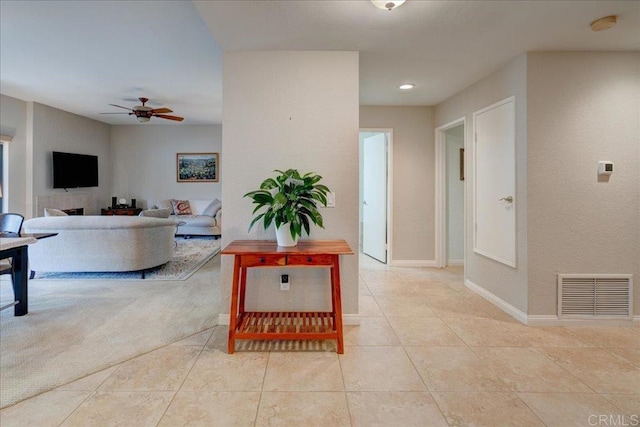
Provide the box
[359,129,392,264]
[435,118,465,268]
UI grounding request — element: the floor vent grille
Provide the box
[558,274,633,319]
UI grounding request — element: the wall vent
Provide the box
[558,274,633,319]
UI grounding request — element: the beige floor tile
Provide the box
[263,352,344,391]
[566,327,640,348]
[99,345,201,391]
[158,391,260,426]
[364,280,419,297]
[424,294,498,319]
[521,326,593,347]
[518,392,628,427]
[170,328,215,347]
[374,295,437,317]
[605,347,640,368]
[387,316,466,346]
[343,316,400,346]
[407,281,466,298]
[58,366,119,391]
[61,391,174,427]
[339,346,425,391]
[347,391,448,426]
[359,269,402,283]
[358,295,382,316]
[431,391,545,427]
[473,347,591,392]
[538,347,640,394]
[359,280,371,296]
[180,349,268,391]
[444,317,533,347]
[255,392,350,427]
[405,346,509,392]
[601,394,640,416]
[0,390,91,427]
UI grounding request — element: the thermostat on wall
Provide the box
[598,161,614,175]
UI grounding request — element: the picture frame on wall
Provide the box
[177,152,219,182]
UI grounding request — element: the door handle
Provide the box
[499,196,513,203]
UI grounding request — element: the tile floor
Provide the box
[1,255,638,426]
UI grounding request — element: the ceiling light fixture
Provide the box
[371,0,406,11]
[136,116,150,123]
[591,15,617,32]
[399,83,415,90]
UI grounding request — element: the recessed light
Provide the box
[399,83,415,90]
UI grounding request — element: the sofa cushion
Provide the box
[139,207,172,218]
[157,199,175,214]
[44,208,68,217]
[202,199,222,217]
[172,199,192,215]
[171,214,216,227]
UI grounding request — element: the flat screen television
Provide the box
[52,151,99,189]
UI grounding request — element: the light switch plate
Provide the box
[326,192,336,208]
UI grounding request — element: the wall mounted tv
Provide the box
[52,151,99,189]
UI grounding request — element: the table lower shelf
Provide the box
[234,311,337,340]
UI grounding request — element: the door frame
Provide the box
[435,117,466,268]
[359,128,393,265]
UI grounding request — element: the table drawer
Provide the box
[287,254,334,266]
[241,255,286,267]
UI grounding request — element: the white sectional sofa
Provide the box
[154,199,221,238]
[23,216,177,278]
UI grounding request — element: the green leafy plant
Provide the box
[244,169,331,240]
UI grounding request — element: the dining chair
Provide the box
[0,213,25,276]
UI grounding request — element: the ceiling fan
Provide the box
[101,97,184,122]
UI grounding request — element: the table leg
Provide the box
[228,255,241,354]
[239,266,247,314]
[330,256,344,354]
[12,247,29,316]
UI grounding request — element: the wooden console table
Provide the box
[222,240,354,354]
[101,207,142,216]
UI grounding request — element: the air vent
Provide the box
[558,274,633,319]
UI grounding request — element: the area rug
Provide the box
[0,251,221,409]
[33,237,221,281]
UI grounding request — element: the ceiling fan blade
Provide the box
[154,114,184,122]
[100,112,131,115]
[150,107,173,114]
[108,104,133,111]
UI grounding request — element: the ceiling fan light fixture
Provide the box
[370,0,406,11]
[590,15,617,32]
[399,83,415,90]
[137,116,150,123]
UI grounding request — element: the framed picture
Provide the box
[176,152,219,182]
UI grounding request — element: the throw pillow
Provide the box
[202,198,222,217]
[172,199,192,215]
[157,199,175,215]
[44,208,68,217]
[138,207,172,218]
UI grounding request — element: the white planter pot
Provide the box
[275,223,298,247]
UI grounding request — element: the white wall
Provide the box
[527,52,640,316]
[31,102,111,216]
[435,54,528,313]
[445,125,464,262]
[360,106,435,263]
[110,125,221,208]
[222,51,360,315]
[0,95,29,216]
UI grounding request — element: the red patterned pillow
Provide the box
[172,199,192,215]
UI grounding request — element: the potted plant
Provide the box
[244,169,330,246]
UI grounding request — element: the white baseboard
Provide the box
[465,279,640,326]
[218,313,360,326]
[390,260,437,268]
[447,260,464,266]
[465,279,528,324]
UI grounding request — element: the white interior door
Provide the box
[473,97,516,267]
[362,133,387,263]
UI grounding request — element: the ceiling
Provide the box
[1,1,638,126]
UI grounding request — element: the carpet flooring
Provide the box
[0,240,221,409]
[33,237,221,281]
